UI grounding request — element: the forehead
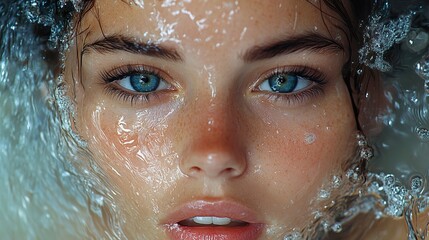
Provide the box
[78,0,350,50]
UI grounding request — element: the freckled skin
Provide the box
[64,0,357,239]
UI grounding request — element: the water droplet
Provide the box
[283,231,302,240]
[331,223,342,233]
[357,133,368,147]
[410,175,424,195]
[425,80,429,93]
[405,29,429,53]
[304,133,316,145]
[356,69,363,75]
[415,55,429,80]
[384,174,396,186]
[416,127,429,141]
[332,175,342,188]
[360,146,374,160]
[359,12,413,71]
[318,189,330,200]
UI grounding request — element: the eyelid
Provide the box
[252,65,327,93]
[100,64,174,85]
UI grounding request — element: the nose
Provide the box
[179,101,247,180]
[181,149,247,179]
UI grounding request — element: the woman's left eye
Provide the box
[257,72,313,93]
[116,73,170,93]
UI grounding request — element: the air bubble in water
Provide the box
[405,30,429,53]
[283,231,302,240]
[360,146,374,160]
[384,174,396,187]
[318,189,331,200]
[359,12,413,71]
[410,176,424,195]
[331,223,342,233]
[416,127,429,142]
[332,175,342,188]
[415,54,429,79]
[356,69,363,75]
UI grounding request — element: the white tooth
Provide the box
[193,216,213,225]
[212,217,232,225]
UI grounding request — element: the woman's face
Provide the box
[64,0,357,239]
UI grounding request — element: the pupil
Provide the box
[140,76,149,84]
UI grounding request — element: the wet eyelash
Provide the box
[99,65,165,105]
[103,87,161,105]
[259,66,328,104]
[100,64,162,83]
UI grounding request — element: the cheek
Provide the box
[77,100,181,196]
[245,84,356,217]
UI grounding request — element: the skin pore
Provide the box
[64,0,358,239]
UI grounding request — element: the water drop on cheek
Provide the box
[304,133,316,145]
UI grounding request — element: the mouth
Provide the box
[163,200,264,240]
[178,216,249,227]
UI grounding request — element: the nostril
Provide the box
[189,166,202,173]
[180,151,247,179]
[223,167,236,176]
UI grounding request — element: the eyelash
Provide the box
[255,66,328,105]
[100,65,169,105]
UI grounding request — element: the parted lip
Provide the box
[161,199,263,225]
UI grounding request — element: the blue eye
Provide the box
[116,72,169,93]
[258,72,313,93]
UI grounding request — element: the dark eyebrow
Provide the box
[82,34,183,61]
[242,32,345,62]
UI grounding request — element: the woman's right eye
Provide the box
[116,72,170,93]
[258,72,313,94]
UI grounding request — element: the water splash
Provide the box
[415,53,429,93]
[3,0,429,239]
[359,11,413,71]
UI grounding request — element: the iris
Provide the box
[129,73,160,92]
[268,73,298,93]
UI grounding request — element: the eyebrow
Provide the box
[81,34,183,61]
[242,32,345,62]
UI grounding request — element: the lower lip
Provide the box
[165,223,264,240]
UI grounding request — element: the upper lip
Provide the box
[161,199,263,225]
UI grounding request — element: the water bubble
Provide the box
[360,146,374,160]
[283,231,302,240]
[357,133,368,147]
[415,55,429,80]
[384,174,396,187]
[304,133,316,145]
[405,29,429,53]
[320,220,330,232]
[359,12,413,71]
[331,223,342,233]
[356,69,363,75]
[410,175,424,195]
[346,168,360,182]
[416,127,429,142]
[368,181,382,193]
[425,80,429,93]
[318,189,331,200]
[332,175,342,188]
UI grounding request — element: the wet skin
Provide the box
[64,0,357,239]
